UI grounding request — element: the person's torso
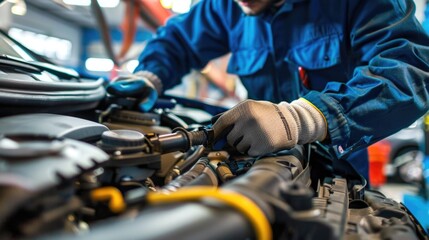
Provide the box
[225,0,356,102]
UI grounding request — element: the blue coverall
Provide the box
[135,0,429,179]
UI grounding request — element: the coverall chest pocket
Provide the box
[227,49,270,76]
[285,34,344,90]
[226,48,280,101]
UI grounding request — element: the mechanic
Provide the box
[107,0,429,181]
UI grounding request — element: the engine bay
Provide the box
[0,101,426,240]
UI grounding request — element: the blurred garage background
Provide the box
[0,0,429,216]
[0,0,248,109]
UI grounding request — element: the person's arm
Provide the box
[304,0,429,159]
[134,0,233,92]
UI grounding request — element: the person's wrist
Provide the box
[134,71,163,94]
[289,98,328,143]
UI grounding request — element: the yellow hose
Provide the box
[147,186,272,240]
[90,187,126,214]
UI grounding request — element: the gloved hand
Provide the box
[212,99,327,156]
[106,71,163,112]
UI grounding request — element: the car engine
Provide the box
[0,100,427,240]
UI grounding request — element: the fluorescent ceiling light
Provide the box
[160,0,192,13]
[160,0,173,9]
[63,0,91,6]
[11,0,26,15]
[63,0,119,8]
[171,0,192,14]
[126,60,139,73]
[85,58,114,72]
[97,0,120,8]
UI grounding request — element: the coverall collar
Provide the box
[257,0,308,22]
[278,0,308,12]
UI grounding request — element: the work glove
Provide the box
[212,99,327,156]
[106,71,163,112]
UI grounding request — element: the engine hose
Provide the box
[164,145,206,184]
[178,145,206,172]
[143,156,302,240]
[162,158,218,192]
[90,187,126,214]
[146,186,272,240]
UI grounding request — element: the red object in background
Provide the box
[368,140,392,187]
[109,0,174,79]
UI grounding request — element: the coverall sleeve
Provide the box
[304,0,429,159]
[134,0,231,91]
